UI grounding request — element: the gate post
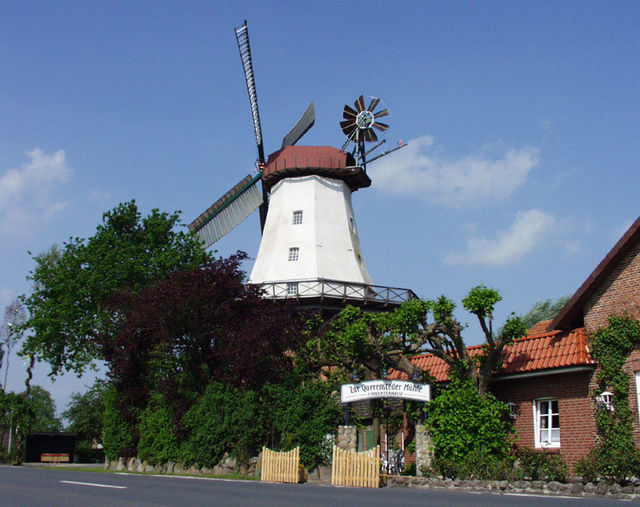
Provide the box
[336,425,357,452]
[415,423,433,476]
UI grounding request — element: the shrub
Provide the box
[427,378,514,464]
[75,441,105,463]
[575,452,599,483]
[102,386,137,460]
[137,393,180,465]
[576,445,640,484]
[400,462,416,476]
[263,378,342,469]
[180,382,264,468]
[460,448,515,480]
[517,448,567,482]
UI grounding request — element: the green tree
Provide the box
[24,385,61,432]
[63,379,106,446]
[303,285,526,397]
[520,296,570,330]
[22,201,206,376]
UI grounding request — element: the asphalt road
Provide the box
[0,466,629,507]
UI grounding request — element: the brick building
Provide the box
[404,215,640,469]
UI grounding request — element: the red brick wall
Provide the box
[490,369,597,470]
[584,241,640,333]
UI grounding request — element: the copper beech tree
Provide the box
[302,285,527,397]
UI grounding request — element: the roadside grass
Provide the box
[39,465,258,481]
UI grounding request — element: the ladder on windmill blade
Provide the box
[188,173,263,248]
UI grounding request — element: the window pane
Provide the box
[540,401,549,413]
[292,211,303,224]
[551,400,558,413]
[551,428,560,442]
[552,414,560,428]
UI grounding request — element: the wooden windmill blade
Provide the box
[189,173,263,248]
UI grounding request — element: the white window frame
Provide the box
[635,372,640,421]
[286,282,298,295]
[288,247,299,262]
[292,210,303,225]
[533,398,560,449]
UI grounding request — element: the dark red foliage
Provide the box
[100,252,305,419]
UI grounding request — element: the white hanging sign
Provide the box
[340,380,431,403]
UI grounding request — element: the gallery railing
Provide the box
[253,279,417,306]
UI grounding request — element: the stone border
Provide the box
[387,476,640,499]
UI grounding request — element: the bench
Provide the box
[40,453,70,463]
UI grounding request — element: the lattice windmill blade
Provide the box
[373,121,389,132]
[189,174,263,248]
[374,108,389,119]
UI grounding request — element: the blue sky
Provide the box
[1,1,638,416]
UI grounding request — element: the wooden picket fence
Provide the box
[331,445,380,488]
[260,446,300,483]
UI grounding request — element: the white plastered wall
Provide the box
[248,175,372,284]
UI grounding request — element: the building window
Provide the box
[636,372,640,420]
[534,399,560,448]
[292,210,303,225]
[286,282,298,295]
[288,247,299,262]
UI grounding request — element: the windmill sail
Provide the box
[189,173,263,248]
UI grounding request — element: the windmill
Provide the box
[189,21,413,310]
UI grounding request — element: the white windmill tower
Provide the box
[189,21,414,312]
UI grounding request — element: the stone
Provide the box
[570,482,584,495]
[224,457,237,471]
[547,481,561,492]
[595,481,609,495]
[584,482,596,493]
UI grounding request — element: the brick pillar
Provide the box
[337,425,357,452]
[415,423,433,476]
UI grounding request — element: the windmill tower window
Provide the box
[288,247,299,262]
[286,282,298,295]
[292,210,303,225]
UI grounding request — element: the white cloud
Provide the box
[0,148,71,239]
[444,209,558,267]
[369,136,539,207]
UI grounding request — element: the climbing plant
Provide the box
[579,314,640,482]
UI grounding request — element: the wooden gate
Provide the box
[331,445,380,488]
[260,446,300,483]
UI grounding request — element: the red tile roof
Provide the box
[390,322,594,382]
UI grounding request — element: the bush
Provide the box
[263,378,342,469]
[102,386,137,460]
[575,452,599,483]
[75,441,105,463]
[427,378,514,463]
[517,448,567,482]
[180,383,264,468]
[400,462,416,476]
[460,448,515,480]
[576,445,640,484]
[137,393,180,465]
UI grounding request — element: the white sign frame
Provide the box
[341,380,431,403]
